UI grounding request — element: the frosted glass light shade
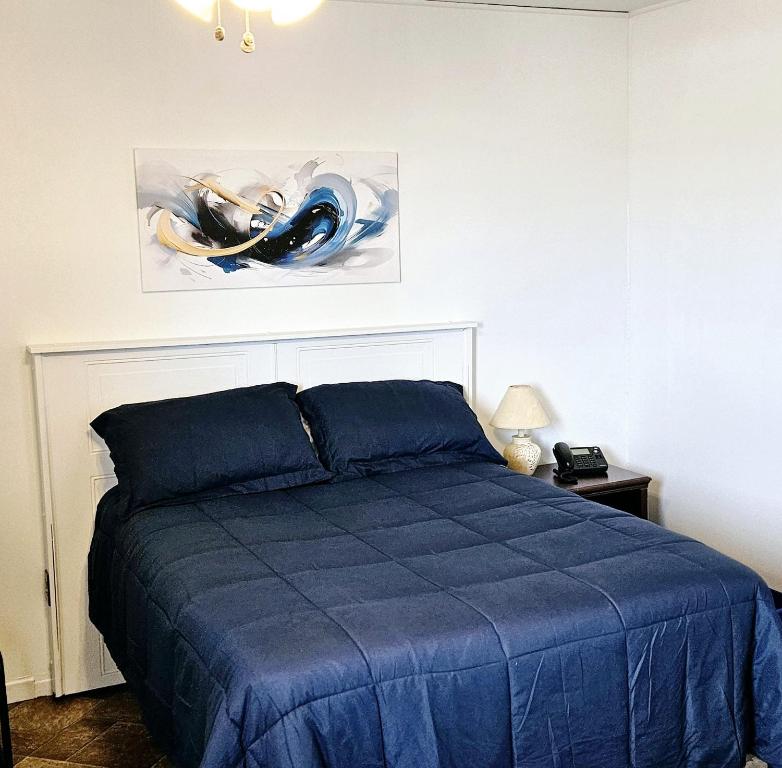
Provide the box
[490,385,550,431]
[271,0,324,25]
[173,0,322,30]
[173,0,216,22]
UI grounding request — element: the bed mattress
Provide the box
[89,461,782,768]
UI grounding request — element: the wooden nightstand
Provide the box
[533,464,652,520]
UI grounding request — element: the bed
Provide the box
[85,377,782,768]
[30,325,782,767]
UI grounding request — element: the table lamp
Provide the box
[490,385,550,474]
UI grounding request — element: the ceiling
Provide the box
[424,0,664,10]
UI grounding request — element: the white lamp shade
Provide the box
[490,385,550,430]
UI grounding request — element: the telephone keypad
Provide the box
[573,448,607,472]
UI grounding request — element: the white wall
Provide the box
[628,0,782,589]
[0,2,629,696]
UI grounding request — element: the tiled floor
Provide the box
[8,686,170,768]
[6,687,769,768]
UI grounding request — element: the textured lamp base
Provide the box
[504,435,542,475]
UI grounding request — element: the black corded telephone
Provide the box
[553,442,608,484]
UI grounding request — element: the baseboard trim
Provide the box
[5,675,53,704]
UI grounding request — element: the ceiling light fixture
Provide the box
[173,0,323,53]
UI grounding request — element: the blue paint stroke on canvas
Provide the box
[136,154,399,279]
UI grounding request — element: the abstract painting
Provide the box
[134,148,400,291]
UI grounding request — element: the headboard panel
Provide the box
[29,322,477,696]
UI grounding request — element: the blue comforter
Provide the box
[89,461,782,768]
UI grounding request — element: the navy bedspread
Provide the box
[89,461,782,768]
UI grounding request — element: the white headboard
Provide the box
[29,322,477,696]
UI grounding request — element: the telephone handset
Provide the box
[553,442,608,484]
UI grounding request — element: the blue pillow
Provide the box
[91,383,330,513]
[296,380,504,478]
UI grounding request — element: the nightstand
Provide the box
[533,464,652,520]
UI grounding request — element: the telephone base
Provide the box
[553,469,579,485]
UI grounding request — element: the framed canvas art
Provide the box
[134,148,400,291]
